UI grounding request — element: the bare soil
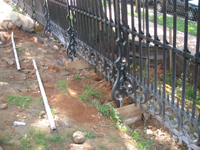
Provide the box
[0,29,188,150]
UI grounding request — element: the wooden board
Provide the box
[64,59,90,70]
[117,103,144,121]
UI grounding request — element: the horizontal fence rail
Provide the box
[13,0,200,149]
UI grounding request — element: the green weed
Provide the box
[78,85,101,102]
[56,80,68,93]
[99,145,108,150]
[47,135,62,143]
[115,122,128,132]
[7,95,32,108]
[16,47,22,52]
[130,129,156,150]
[100,104,122,122]
[11,5,20,13]
[84,131,98,139]
[74,74,82,80]
[51,107,56,115]
[0,135,15,147]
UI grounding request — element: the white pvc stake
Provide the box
[11,31,21,71]
[32,59,56,130]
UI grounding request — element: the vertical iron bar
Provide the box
[145,0,150,88]
[153,0,158,92]
[180,0,189,136]
[138,0,143,83]
[192,0,200,118]
[162,0,167,129]
[172,0,177,104]
[131,0,137,103]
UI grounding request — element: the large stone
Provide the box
[0,12,35,31]
[69,143,95,150]
[73,131,86,144]
[63,59,90,70]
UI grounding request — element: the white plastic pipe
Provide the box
[32,59,56,130]
[11,31,21,71]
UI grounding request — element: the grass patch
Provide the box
[7,95,32,108]
[74,74,82,80]
[99,145,108,150]
[56,80,69,93]
[128,11,197,36]
[149,13,197,36]
[84,131,98,139]
[115,122,129,132]
[130,129,156,150]
[19,129,64,150]
[78,84,102,102]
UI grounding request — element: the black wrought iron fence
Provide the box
[13,0,200,149]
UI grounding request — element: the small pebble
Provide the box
[0,103,7,109]
[40,111,45,116]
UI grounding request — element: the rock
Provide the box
[90,72,102,81]
[40,111,45,116]
[6,59,14,66]
[35,24,44,31]
[62,120,72,128]
[0,33,5,42]
[53,45,59,51]
[29,84,38,91]
[69,143,95,150]
[21,89,28,93]
[15,13,35,32]
[22,69,31,74]
[48,65,60,72]
[0,103,7,109]
[30,69,35,75]
[18,107,24,112]
[97,132,104,138]
[61,71,70,76]
[44,84,54,89]
[152,127,157,131]
[73,131,85,144]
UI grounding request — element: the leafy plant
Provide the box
[7,95,32,108]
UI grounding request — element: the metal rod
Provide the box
[11,31,21,71]
[32,59,56,131]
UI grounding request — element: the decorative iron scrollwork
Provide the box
[98,56,105,73]
[147,94,162,117]
[111,38,133,107]
[91,51,97,66]
[43,0,51,38]
[183,120,200,145]
[106,62,113,80]
[66,2,76,61]
[165,106,180,137]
